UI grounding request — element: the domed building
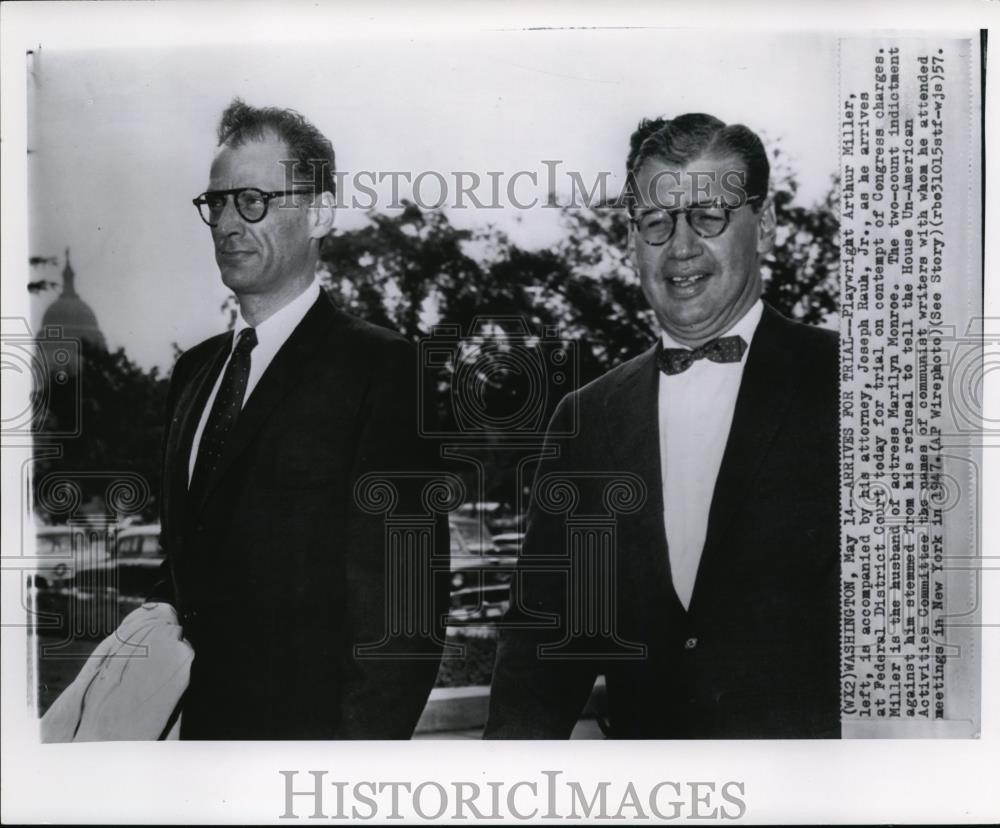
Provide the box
[41,248,106,351]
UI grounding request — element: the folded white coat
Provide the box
[40,603,193,742]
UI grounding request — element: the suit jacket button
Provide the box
[684,637,698,650]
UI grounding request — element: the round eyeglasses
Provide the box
[192,187,316,227]
[630,195,764,246]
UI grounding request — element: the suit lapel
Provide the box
[165,336,231,529]
[688,303,801,615]
[602,344,678,617]
[188,293,340,517]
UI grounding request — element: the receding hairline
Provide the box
[216,125,289,152]
[208,129,297,176]
[207,130,302,191]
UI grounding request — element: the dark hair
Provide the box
[625,113,769,209]
[217,97,337,197]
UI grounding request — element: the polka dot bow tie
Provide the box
[657,335,747,376]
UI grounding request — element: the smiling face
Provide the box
[629,155,775,348]
[207,134,316,304]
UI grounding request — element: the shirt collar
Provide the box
[660,298,764,352]
[232,279,321,351]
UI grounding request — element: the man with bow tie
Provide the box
[486,113,840,739]
[151,99,448,739]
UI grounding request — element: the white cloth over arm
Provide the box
[40,602,193,742]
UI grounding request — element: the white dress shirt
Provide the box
[659,300,763,610]
[187,280,321,484]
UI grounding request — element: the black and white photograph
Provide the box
[1,1,997,823]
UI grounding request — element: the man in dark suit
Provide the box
[153,99,448,739]
[486,113,840,739]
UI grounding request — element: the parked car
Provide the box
[64,524,164,638]
[448,515,518,621]
[30,525,111,637]
[108,523,164,609]
[32,525,109,591]
[56,516,518,634]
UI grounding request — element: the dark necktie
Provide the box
[189,327,258,497]
[657,335,747,376]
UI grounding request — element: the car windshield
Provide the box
[36,535,73,556]
[116,532,162,558]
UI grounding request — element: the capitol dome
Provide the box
[41,249,106,350]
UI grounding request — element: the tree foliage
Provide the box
[762,139,840,323]
[33,343,169,523]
